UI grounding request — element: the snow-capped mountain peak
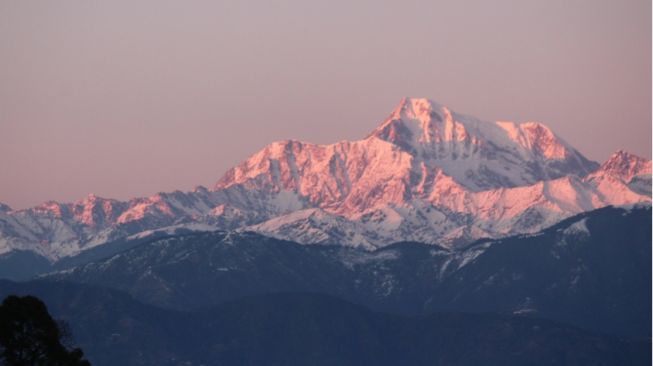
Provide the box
[596,150,652,182]
[370,97,474,149]
[496,121,569,159]
[372,98,572,159]
[368,98,597,190]
[584,150,652,198]
[73,194,125,228]
[0,98,649,260]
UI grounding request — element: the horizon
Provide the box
[1,0,651,209]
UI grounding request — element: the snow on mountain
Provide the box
[593,150,652,181]
[210,98,649,248]
[0,98,649,259]
[585,150,652,202]
[368,98,598,190]
[241,171,649,248]
[242,208,378,250]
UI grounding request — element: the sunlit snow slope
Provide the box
[0,98,649,259]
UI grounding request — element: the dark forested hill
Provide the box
[0,281,648,366]
[49,206,651,338]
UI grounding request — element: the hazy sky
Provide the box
[1,0,650,209]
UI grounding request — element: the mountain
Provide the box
[0,281,648,366]
[594,150,652,182]
[0,98,649,260]
[0,190,223,260]
[587,150,652,197]
[49,205,652,338]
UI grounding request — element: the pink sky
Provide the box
[1,0,651,209]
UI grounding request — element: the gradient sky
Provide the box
[1,0,650,209]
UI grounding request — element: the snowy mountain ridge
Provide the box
[0,98,649,260]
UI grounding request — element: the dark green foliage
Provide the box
[0,295,90,366]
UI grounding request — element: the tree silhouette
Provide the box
[0,295,90,366]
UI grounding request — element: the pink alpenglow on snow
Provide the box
[0,98,649,259]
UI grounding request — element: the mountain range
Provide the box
[0,204,649,365]
[0,98,650,261]
[45,205,652,338]
[0,97,650,365]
